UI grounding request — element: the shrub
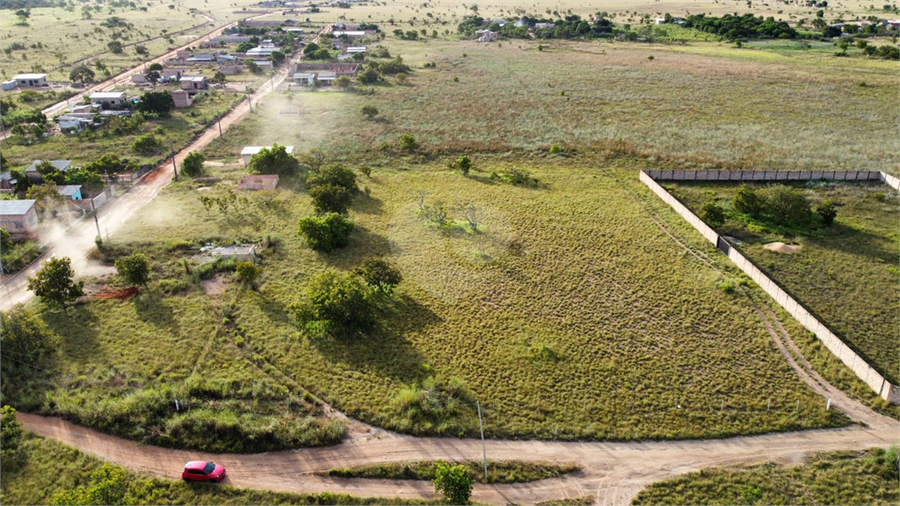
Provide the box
[353,258,402,294]
[700,202,726,228]
[131,134,163,155]
[235,260,261,287]
[399,133,418,151]
[361,105,379,119]
[498,167,538,186]
[548,144,561,154]
[734,184,764,218]
[295,270,377,334]
[433,460,473,504]
[298,213,353,252]
[181,151,205,178]
[816,200,837,225]
[249,144,300,176]
[764,185,811,226]
[115,252,150,288]
[452,155,472,175]
[306,164,357,193]
[309,184,353,215]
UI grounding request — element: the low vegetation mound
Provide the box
[325,460,580,484]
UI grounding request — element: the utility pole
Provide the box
[477,401,487,481]
[170,142,178,181]
[217,114,223,138]
[90,197,102,244]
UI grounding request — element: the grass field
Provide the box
[204,37,899,175]
[666,181,899,385]
[0,432,428,505]
[632,446,900,505]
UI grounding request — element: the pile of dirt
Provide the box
[94,286,139,300]
[763,242,799,254]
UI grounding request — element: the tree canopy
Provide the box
[249,144,300,176]
[27,257,84,310]
[115,252,150,288]
[136,91,176,117]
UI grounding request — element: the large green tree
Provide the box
[295,270,377,335]
[764,185,811,226]
[249,144,300,176]
[0,305,57,379]
[69,65,96,85]
[137,91,176,117]
[27,257,84,311]
[298,213,353,252]
[306,164,357,192]
[353,258,402,294]
[309,183,353,215]
[181,151,205,178]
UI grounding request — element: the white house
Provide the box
[13,73,48,88]
[241,145,294,166]
[332,30,366,39]
[180,76,209,95]
[90,92,128,109]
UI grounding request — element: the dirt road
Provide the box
[0,38,307,311]
[19,405,899,506]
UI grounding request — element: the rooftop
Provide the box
[241,146,294,155]
[90,92,126,99]
[0,199,36,216]
[26,160,71,173]
[180,76,207,82]
[13,73,47,80]
[56,185,82,197]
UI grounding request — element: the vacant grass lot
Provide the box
[204,37,899,175]
[632,447,900,505]
[0,432,427,505]
[80,157,844,442]
[666,181,899,385]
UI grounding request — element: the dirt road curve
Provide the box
[19,408,899,506]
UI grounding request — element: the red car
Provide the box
[182,461,226,482]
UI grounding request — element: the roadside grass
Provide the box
[324,460,580,484]
[0,432,429,506]
[632,446,900,505]
[206,38,898,175]
[665,181,899,385]
[1,89,243,171]
[83,158,848,443]
[536,497,595,506]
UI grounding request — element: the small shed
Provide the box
[0,172,18,192]
[13,73,47,88]
[171,89,193,108]
[0,200,38,239]
[56,185,83,200]
[241,145,294,166]
[238,174,279,191]
[26,160,71,183]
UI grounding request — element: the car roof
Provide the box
[184,461,213,469]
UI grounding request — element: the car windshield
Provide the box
[203,462,216,474]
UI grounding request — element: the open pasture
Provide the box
[206,37,898,175]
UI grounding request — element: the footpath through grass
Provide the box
[632,446,900,505]
[0,432,428,506]
[666,181,899,385]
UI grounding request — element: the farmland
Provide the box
[665,180,900,385]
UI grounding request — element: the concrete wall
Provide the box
[879,172,900,191]
[640,170,899,405]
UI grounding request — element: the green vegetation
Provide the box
[298,213,354,252]
[249,144,300,176]
[633,447,900,505]
[433,460,472,505]
[326,460,580,484]
[181,151,206,178]
[26,257,84,311]
[667,181,899,384]
[0,432,429,506]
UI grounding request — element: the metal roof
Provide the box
[13,73,47,80]
[56,185,82,197]
[180,76,206,82]
[90,92,126,99]
[0,199,36,215]
[241,146,294,155]
[26,160,71,173]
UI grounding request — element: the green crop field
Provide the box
[0,431,427,505]
[632,446,900,505]
[666,181,900,385]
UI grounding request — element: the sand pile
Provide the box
[763,242,799,254]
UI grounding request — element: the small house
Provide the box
[240,146,294,166]
[25,160,71,183]
[2,80,17,91]
[0,200,38,239]
[58,116,93,132]
[90,92,128,109]
[180,76,209,95]
[171,89,193,108]
[252,60,273,70]
[186,53,216,63]
[238,174,279,190]
[55,185,83,200]
[13,73,48,88]
[293,72,316,85]
[0,172,18,192]
[316,71,337,85]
